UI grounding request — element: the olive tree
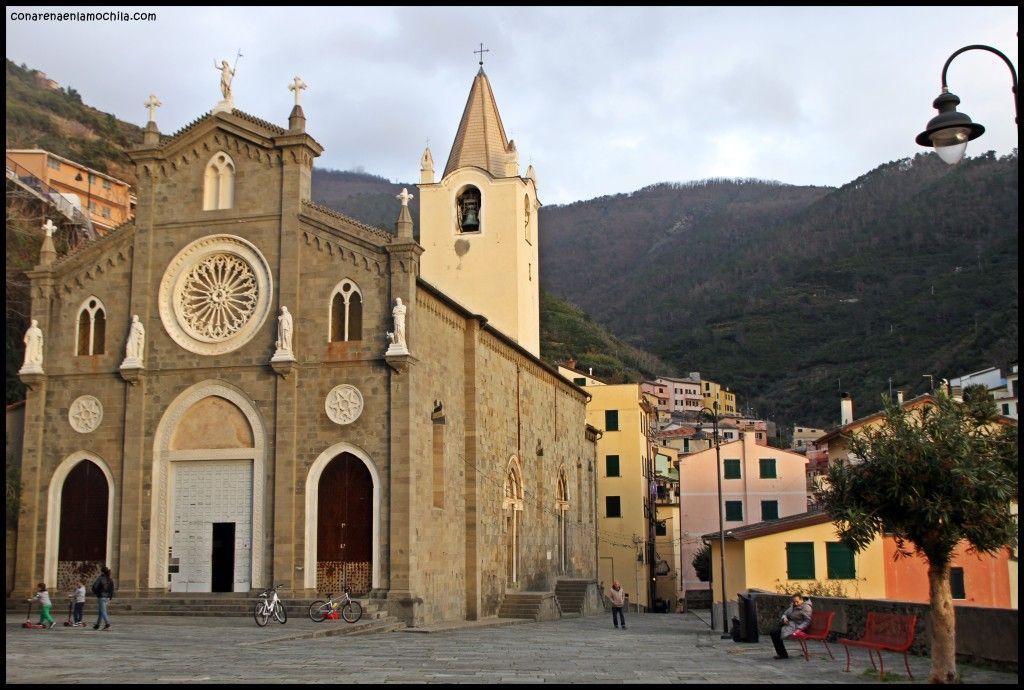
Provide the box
[818,389,1017,683]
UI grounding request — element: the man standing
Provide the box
[609,581,627,630]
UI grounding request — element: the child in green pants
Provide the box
[27,583,54,628]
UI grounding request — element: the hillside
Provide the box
[538,154,1019,427]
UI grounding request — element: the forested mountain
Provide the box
[7,58,1017,431]
[539,154,1018,428]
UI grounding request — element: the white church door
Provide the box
[170,460,252,592]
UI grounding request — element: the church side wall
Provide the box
[408,291,468,623]
[473,333,596,617]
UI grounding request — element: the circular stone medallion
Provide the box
[325,384,364,425]
[158,235,273,356]
[69,395,103,433]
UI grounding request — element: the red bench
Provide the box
[840,612,917,680]
[791,610,834,661]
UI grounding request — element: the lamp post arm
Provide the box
[940,44,1019,123]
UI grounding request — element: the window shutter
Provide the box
[826,542,856,579]
[786,542,815,579]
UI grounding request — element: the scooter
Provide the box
[63,597,85,627]
[21,602,47,629]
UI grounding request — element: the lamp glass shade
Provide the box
[935,141,969,165]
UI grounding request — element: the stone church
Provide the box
[14,65,599,625]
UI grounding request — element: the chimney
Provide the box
[896,389,905,405]
[566,357,577,370]
[840,392,854,426]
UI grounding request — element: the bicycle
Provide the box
[308,588,363,623]
[253,584,287,627]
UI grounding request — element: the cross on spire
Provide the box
[289,75,307,106]
[42,218,57,237]
[474,42,489,67]
[396,188,414,207]
[144,94,161,123]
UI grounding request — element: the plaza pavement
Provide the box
[5,609,1017,684]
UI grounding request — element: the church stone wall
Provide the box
[409,291,469,623]
[473,331,596,617]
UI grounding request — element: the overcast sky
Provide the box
[6,6,1019,204]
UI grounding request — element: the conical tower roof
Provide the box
[443,68,514,179]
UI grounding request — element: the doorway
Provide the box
[211,522,236,593]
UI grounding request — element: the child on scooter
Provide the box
[26,583,54,629]
[71,581,86,626]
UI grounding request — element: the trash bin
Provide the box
[737,593,759,643]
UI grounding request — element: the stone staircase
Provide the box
[554,579,591,618]
[497,591,561,621]
[6,592,405,634]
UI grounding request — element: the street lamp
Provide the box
[916,44,1018,165]
[695,401,731,639]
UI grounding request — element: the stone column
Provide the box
[462,317,482,620]
[384,202,424,624]
[14,266,54,595]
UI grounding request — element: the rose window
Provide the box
[178,254,258,341]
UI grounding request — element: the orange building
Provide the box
[6,148,133,233]
[883,537,1012,608]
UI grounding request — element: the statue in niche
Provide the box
[276,306,293,353]
[386,298,409,355]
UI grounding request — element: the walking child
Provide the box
[71,581,86,626]
[26,583,55,629]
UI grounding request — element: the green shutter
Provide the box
[573,377,587,386]
[759,458,777,479]
[826,542,856,579]
[723,459,741,479]
[786,542,815,579]
[725,500,743,521]
[950,567,966,599]
[761,500,779,521]
[606,455,620,477]
[606,496,621,518]
[605,410,619,431]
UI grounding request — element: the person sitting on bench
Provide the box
[770,593,812,659]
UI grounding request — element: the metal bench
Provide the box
[791,610,834,661]
[840,612,917,680]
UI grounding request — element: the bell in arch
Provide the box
[458,187,481,232]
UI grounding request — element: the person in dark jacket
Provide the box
[91,566,116,630]
[770,593,812,659]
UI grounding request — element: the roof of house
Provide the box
[701,509,833,541]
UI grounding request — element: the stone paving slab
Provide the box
[5,611,1018,684]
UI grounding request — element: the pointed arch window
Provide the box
[329,279,363,342]
[503,458,524,585]
[555,470,570,574]
[524,194,532,242]
[76,296,106,356]
[203,152,235,210]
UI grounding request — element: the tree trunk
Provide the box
[927,561,958,683]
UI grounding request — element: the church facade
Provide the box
[14,68,598,625]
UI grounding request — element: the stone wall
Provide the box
[750,590,1018,668]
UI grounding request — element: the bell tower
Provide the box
[418,66,540,356]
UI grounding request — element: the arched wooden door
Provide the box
[58,460,108,591]
[317,453,373,595]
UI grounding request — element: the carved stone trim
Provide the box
[325,384,364,425]
[158,235,272,356]
[68,395,103,433]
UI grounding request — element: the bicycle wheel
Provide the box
[308,600,328,622]
[253,602,270,627]
[274,600,287,624]
[341,600,363,623]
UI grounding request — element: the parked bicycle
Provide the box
[308,588,363,623]
[254,584,287,627]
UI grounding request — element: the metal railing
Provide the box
[6,155,96,242]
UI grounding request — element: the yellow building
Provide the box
[6,148,133,233]
[706,511,887,619]
[418,68,540,356]
[701,378,738,416]
[559,369,656,609]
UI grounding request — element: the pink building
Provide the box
[677,432,809,593]
[641,376,702,415]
